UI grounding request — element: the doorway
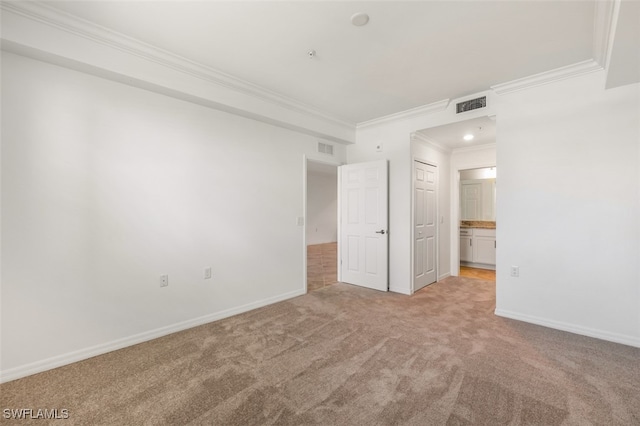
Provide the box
[458,166,496,281]
[305,160,339,293]
[412,115,496,280]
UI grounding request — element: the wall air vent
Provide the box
[317,142,334,156]
[456,96,487,114]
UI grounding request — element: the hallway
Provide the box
[306,242,338,292]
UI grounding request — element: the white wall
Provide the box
[306,171,337,245]
[495,71,640,347]
[349,122,413,294]
[349,96,495,294]
[0,52,347,381]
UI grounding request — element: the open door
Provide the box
[339,160,388,291]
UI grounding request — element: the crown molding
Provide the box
[491,59,603,95]
[411,132,452,154]
[592,0,617,68]
[0,1,355,131]
[357,99,450,130]
[452,143,496,155]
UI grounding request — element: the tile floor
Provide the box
[307,242,338,292]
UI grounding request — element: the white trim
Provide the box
[337,166,342,284]
[460,261,495,271]
[302,156,309,294]
[491,60,603,95]
[495,309,640,349]
[592,0,617,68]
[451,143,497,155]
[357,99,450,129]
[0,288,306,383]
[0,1,355,138]
[389,285,411,296]
[411,133,452,154]
[438,272,451,281]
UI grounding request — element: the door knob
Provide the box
[375,230,386,235]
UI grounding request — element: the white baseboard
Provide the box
[389,285,411,295]
[0,288,306,384]
[394,273,451,295]
[438,272,451,281]
[494,309,640,348]
[460,261,495,271]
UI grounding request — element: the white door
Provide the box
[414,161,437,291]
[461,183,482,220]
[339,160,388,291]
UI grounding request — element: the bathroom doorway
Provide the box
[459,166,496,281]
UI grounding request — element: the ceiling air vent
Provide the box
[456,96,487,114]
[318,142,334,156]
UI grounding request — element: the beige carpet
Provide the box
[2,277,639,425]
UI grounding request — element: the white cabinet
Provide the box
[460,229,473,262]
[473,229,496,265]
[460,228,496,267]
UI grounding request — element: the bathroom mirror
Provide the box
[460,167,496,221]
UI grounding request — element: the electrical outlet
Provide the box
[160,274,169,287]
[510,266,519,277]
[204,267,212,280]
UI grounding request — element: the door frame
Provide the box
[302,156,341,293]
[451,162,496,277]
[411,157,439,294]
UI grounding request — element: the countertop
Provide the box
[460,221,496,229]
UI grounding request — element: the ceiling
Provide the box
[417,116,496,151]
[46,1,598,124]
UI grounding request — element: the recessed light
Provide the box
[351,12,369,26]
[463,134,474,141]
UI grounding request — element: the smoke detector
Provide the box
[351,13,369,26]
